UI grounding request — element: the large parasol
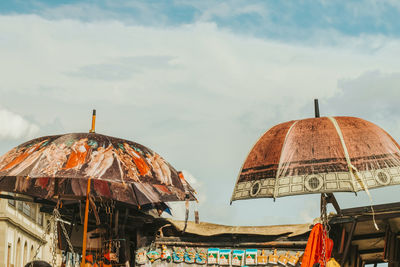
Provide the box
[231,113,400,202]
[230,101,400,265]
[0,110,196,266]
[0,132,196,205]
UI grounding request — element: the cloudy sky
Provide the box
[1,0,400,226]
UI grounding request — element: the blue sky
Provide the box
[1,0,400,226]
[2,0,400,40]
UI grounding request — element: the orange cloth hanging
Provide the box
[301,223,333,267]
[85,254,94,267]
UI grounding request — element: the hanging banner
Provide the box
[207,248,220,265]
[173,247,185,263]
[185,247,197,264]
[232,250,245,266]
[257,250,268,265]
[219,249,232,265]
[196,248,207,265]
[245,249,258,265]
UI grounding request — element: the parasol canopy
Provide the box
[0,132,196,206]
[231,116,400,202]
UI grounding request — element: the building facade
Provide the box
[0,197,53,267]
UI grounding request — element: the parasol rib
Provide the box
[327,117,359,192]
[273,120,299,200]
[328,116,379,230]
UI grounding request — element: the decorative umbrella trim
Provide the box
[232,166,400,200]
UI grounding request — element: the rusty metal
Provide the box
[340,219,358,266]
[339,227,346,254]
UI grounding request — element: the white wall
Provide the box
[0,198,53,267]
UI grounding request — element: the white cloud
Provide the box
[162,170,205,221]
[0,107,39,140]
[1,14,400,225]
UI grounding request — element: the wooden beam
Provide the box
[114,209,119,236]
[340,227,346,253]
[362,262,382,266]
[340,202,400,216]
[353,233,385,241]
[340,219,358,266]
[330,212,400,224]
[0,194,32,202]
[326,193,342,215]
[363,261,382,265]
[0,194,56,208]
[359,248,384,254]
[384,224,390,261]
[388,229,396,267]
[355,245,361,267]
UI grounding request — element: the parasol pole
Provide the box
[83,110,95,266]
[315,99,326,216]
[315,99,329,266]
[81,178,91,267]
[89,109,96,133]
[314,99,320,118]
[314,99,342,215]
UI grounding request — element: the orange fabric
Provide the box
[0,142,44,171]
[103,252,111,261]
[131,152,150,175]
[301,223,333,267]
[64,142,90,169]
[85,254,94,263]
[123,143,150,176]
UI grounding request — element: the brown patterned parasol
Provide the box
[0,110,198,266]
[0,132,196,206]
[231,116,400,202]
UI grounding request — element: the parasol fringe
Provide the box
[328,117,379,230]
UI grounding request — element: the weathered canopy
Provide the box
[232,116,400,202]
[163,219,311,237]
[0,132,196,206]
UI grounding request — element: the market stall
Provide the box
[329,201,400,266]
[134,219,311,267]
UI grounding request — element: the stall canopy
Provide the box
[330,201,400,265]
[163,219,311,237]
